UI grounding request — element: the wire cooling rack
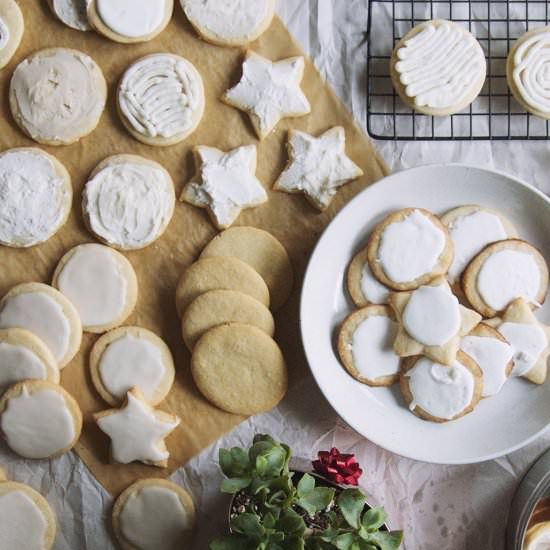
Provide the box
[366,1,550,140]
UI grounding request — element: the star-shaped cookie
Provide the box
[180,144,268,229]
[94,388,180,468]
[274,127,364,210]
[222,51,311,139]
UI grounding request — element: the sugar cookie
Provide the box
[191,323,287,415]
[200,226,293,310]
[463,239,549,317]
[113,478,195,550]
[52,244,138,333]
[0,148,72,248]
[390,20,486,116]
[524,522,550,550]
[48,0,91,31]
[0,380,82,459]
[223,51,311,140]
[83,155,175,250]
[94,387,180,468]
[10,48,107,146]
[117,53,205,146]
[0,0,23,69]
[0,283,82,369]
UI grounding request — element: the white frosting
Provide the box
[0,342,48,392]
[118,54,203,140]
[96,0,165,38]
[52,0,91,31]
[0,150,69,247]
[1,386,76,458]
[395,21,486,109]
[478,249,542,311]
[406,357,476,419]
[498,322,548,377]
[119,486,191,550]
[403,284,461,346]
[526,526,550,550]
[0,491,48,549]
[377,210,446,283]
[447,210,508,283]
[84,161,174,249]
[0,16,9,50]
[361,262,390,305]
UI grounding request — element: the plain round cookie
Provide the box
[191,323,287,415]
[0,0,23,69]
[47,0,91,31]
[200,227,293,310]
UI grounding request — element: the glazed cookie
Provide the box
[200,226,293,310]
[0,0,23,69]
[223,51,311,140]
[181,145,268,229]
[337,305,401,386]
[83,155,175,250]
[10,48,107,146]
[117,53,205,146]
[0,283,82,368]
[52,244,138,334]
[113,479,195,550]
[0,148,72,248]
[191,323,287,415]
[48,0,91,31]
[367,208,453,291]
[94,387,180,468]
[390,20,486,116]
[0,380,82,459]
[463,239,549,317]
[90,326,175,407]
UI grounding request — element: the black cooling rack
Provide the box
[366,1,550,140]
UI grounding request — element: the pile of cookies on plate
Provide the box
[338,206,550,423]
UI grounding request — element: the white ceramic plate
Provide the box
[301,164,550,465]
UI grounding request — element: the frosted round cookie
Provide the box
[48,0,91,31]
[52,244,138,333]
[346,245,391,306]
[90,326,175,406]
[0,148,72,248]
[0,0,23,69]
[0,283,82,369]
[117,53,205,146]
[83,155,175,250]
[463,239,549,317]
[390,19,486,116]
[367,208,453,291]
[113,479,195,550]
[0,380,82,459]
[10,48,106,146]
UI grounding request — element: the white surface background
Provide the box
[4,2,550,549]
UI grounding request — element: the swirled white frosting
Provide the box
[0,16,9,50]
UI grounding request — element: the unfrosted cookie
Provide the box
[117,53,204,146]
[390,20,486,116]
[113,478,195,550]
[48,0,91,31]
[10,48,107,146]
[181,145,268,229]
[0,283,82,369]
[0,0,23,69]
[463,239,549,317]
[346,245,391,306]
[52,244,138,334]
[200,226,293,311]
[90,326,175,407]
[0,380,82,459]
[191,323,287,415]
[223,51,311,140]
[83,155,175,250]
[0,148,72,248]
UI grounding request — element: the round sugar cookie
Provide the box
[182,289,275,351]
[0,148,72,248]
[90,326,175,407]
[346,245,391,306]
[52,244,138,333]
[48,0,91,31]
[113,478,195,550]
[117,53,205,146]
[83,155,175,250]
[0,283,82,369]
[191,323,287,415]
[200,227,293,310]
[0,0,23,69]
[0,380,82,459]
[175,256,270,318]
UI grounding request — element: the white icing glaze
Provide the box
[0,491,48,549]
[361,262,390,305]
[478,249,542,311]
[0,150,69,247]
[0,342,48,392]
[395,21,486,109]
[0,16,9,50]
[498,322,548,377]
[96,0,165,38]
[1,386,75,458]
[526,527,550,550]
[378,210,446,283]
[406,357,475,419]
[52,0,91,31]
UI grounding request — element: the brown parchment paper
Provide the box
[0,1,388,496]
